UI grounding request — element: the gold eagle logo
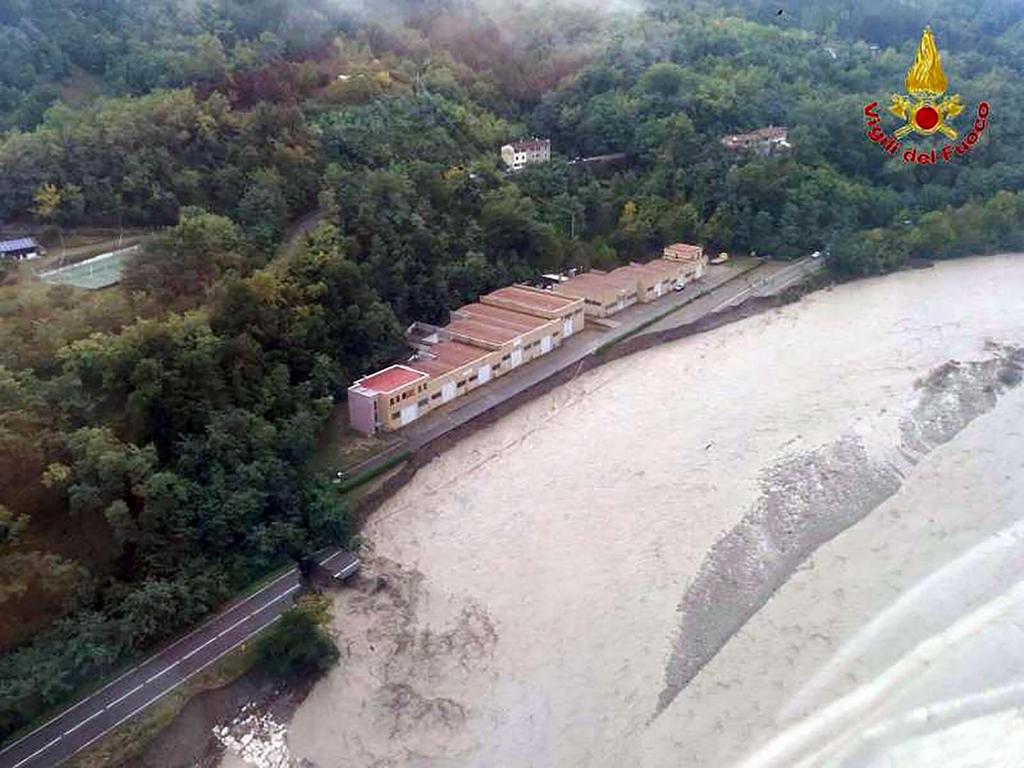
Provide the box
[890,27,964,140]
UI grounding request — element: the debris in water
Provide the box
[213,702,292,768]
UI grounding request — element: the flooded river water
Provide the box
[282,254,1024,767]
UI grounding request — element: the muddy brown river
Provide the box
[276,254,1024,767]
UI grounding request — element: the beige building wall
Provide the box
[351,282,585,435]
[554,272,639,318]
[608,261,686,303]
[663,243,707,277]
[374,376,436,433]
[480,285,585,339]
[443,316,561,353]
[372,316,569,433]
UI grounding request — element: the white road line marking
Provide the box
[13,572,301,767]
[215,586,299,641]
[711,286,752,313]
[161,567,297,654]
[62,709,102,736]
[0,662,139,758]
[10,737,60,768]
[104,683,144,711]
[180,634,219,663]
[0,553,325,759]
[333,560,360,578]
[54,613,286,768]
[145,663,178,685]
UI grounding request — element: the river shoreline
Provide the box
[139,277,817,767]
[153,253,1024,768]
[281,253,1024,768]
[351,284,811,530]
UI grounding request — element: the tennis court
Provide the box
[38,245,139,290]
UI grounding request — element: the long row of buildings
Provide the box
[347,244,707,435]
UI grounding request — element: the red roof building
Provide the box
[352,365,427,394]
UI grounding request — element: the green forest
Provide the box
[1,0,1023,740]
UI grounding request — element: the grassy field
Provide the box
[39,246,137,290]
[40,235,145,268]
[0,228,149,270]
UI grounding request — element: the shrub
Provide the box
[255,594,338,681]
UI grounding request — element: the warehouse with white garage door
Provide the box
[347,286,584,435]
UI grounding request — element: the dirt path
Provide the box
[276,209,325,265]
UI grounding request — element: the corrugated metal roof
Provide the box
[614,260,685,282]
[484,285,579,312]
[445,317,519,346]
[408,341,492,377]
[556,271,636,296]
[454,303,550,333]
[0,238,37,253]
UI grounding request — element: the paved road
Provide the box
[709,256,823,311]
[0,550,359,768]
[0,258,821,766]
[346,258,818,470]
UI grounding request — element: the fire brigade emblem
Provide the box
[889,27,963,139]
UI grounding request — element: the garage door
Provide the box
[511,347,523,367]
[562,316,574,338]
[477,364,492,384]
[540,335,552,354]
[400,403,419,426]
[654,282,663,297]
[442,381,457,402]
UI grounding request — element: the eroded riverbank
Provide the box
[260,254,1024,767]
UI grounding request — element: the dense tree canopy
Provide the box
[1,0,1023,742]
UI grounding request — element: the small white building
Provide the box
[721,126,791,156]
[0,238,42,261]
[501,138,551,171]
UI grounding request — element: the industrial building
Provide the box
[481,285,585,338]
[662,242,707,273]
[347,247,705,435]
[552,244,706,318]
[613,261,685,302]
[348,285,583,435]
[551,269,640,318]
